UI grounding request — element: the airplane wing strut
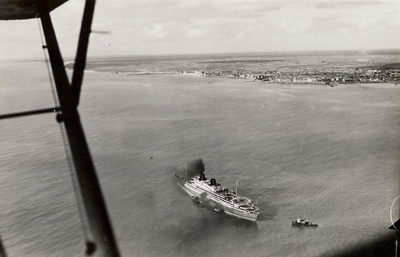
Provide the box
[0,1,121,256]
[36,2,121,256]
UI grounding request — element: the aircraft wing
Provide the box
[0,0,68,20]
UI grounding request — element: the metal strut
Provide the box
[37,2,120,257]
[71,0,96,107]
[0,107,60,120]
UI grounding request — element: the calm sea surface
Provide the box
[1,53,400,256]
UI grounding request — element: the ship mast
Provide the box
[236,180,238,197]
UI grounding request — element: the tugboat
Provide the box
[176,159,259,221]
[292,216,318,227]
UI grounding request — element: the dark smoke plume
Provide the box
[186,158,206,179]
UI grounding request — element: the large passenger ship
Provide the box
[175,163,259,221]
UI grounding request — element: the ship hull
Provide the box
[223,207,258,221]
[175,174,258,221]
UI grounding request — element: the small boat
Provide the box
[292,217,318,227]
[192,195,225,213]
[191,196,204,207]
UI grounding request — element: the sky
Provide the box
[0,0,399,60]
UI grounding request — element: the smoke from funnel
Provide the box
[186,158,206,179]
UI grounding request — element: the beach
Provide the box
[0,58,399,256]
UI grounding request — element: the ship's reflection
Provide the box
[201,211,260,229]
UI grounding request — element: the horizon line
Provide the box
[2,47,400,62]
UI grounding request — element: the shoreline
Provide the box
[68,64,399,86]
[117,70,400,86]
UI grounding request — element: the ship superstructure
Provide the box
[175,167,259,221]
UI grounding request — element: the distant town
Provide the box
[178,67,400,85]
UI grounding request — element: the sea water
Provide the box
[0,52,400,256]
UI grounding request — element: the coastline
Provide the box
[101,69,400,87]
[61,49,400,87]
